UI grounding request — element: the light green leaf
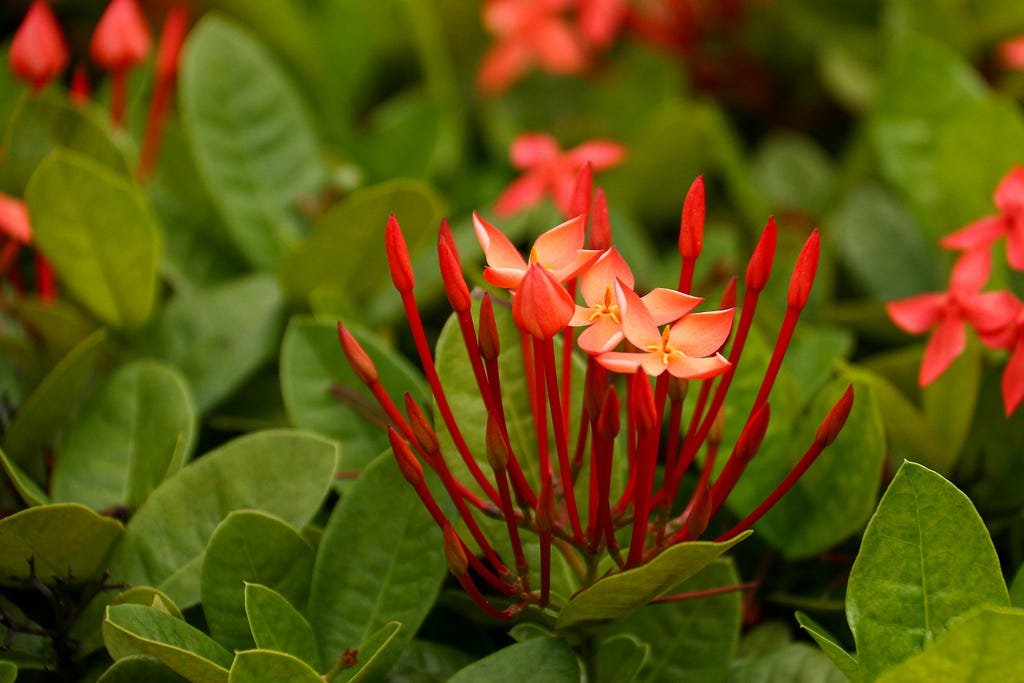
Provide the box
[26,150,161,329]
[0,444,49,507]
[11,297,99,358]
[343,621,402,683]
[147,274,285,413]
[180,14,325,269]
[796,611,860,682]
[279,179,444,309]
[0,91,131,195]
[200,512,315,653]
[0,661,15,683]
[448,637,580,683]
[228,650,322,683]
[555,532,750,634]
[308,453,448,672]
[105,430,337,609]
[847,461,1009,681]
[51,360,196,510]
[596,635,649,683]
[2,328,106,483]
[111,587,184,621]
[876,607,1024,683]
[244,583,321,671]
[605,559,741,683]
[103,604,231,683]
[1010,565,1024,608]
[0,503,122,585]
[280,317,426,477]
[97,655,189,682]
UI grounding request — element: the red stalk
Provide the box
[626,372,663,567]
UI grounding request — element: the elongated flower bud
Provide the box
[567,163,593,222]
[596,386,620,442]
[404,394,439,456]
[735,402,770,463]
[478,294,500,361]
[815,385,854,447]
[385,214,415,292]
[388,426,424,487]
[720,276,738,310]
[442,521,469,576]
[485,414,510,471]
[10,1,69,90]
[91,0,151,71]
[513,264,574,339]
[745,217,777,292]
[337,324,378,384]
[787,230,820,310]
[439,220,472,313]
[631,371,658,434]
[678,176,705,260]
[589,188,611,250]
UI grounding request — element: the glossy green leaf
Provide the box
[875,607,1024,683]
[0,92,131,195]
[0,444,49,507]
[448,637,580,683]
[201,512,315,653]
[97,655,189,682]
[595,635,648,683]
[103,604,231,683]
[555,532,750,633]
[105,430,337,609]
[2,328,106,483]
[228,650,322,683]
[26,150,161,329]
[796,611,860,683]
[344,621,402,683]
[308,453,447,671]
[111,587,184,621]
[51,361,196,511]
[846,461,1009,681]
[280,317,426,477]
[180,14,325,269]
[244,583,321,671]
[147,274,285,413]
[604,559,741,683]
[728,642,849,683]
[0,503,122,585]
[1010,565,1024,608]
[279,179,444,308]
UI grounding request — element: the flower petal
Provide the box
[886,293,946,334]
[939,215,1005,252]
[1003,337,1024,415]
[949,247,991,293]
[616,280,661,348]
[474,212,527,271]
[566,141,627,170]
[920,313,965,385]
[577,316,623,354]
[579,247,633,305]
[0,193,32,244]
[668,309,734,357]
[534,215,586,267]
[962,290,1022,334]
[995,165,1024,215]
[509,133,560,169]
[477,38,532,94]
[666,353,731,380]
[641,288,702,326]
[494,172,548,216]
[529,17,587,74]
[594,350,644,375]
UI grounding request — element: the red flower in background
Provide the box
[9,1,69,90]
[494,133,626,216]
[941,165,1024,269]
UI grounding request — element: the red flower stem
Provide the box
[662,393,684,489]
[483,353,537,507]
[35,251,56,303]
[539,528,552,607]
[586,436,600,547]
[626,374,667,567]
[707,401,771,517]
[560,279,577,422]
[495,470,530,584]
[110,68,127,127]
[528,335,552,489]
[398,289,501,505]
[650,581,758,604]
[666,439,718,544]
[678,258,697,294]
[455,571,521,620]
[138,76,171,179]
[536,337,585,544]
[0,242,21,279]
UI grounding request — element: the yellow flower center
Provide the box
[645,325,682,365]
[588,285,621,323]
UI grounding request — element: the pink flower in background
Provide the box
[478,0,588,94]
[578,0,628,50]
[999,35,1024,71]
[494,133,626,216]
[941,165,1024,269]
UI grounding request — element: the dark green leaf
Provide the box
[728,642,849,683]
[26,150,161,329]
[200,512,315,653]
[51,361,196,510]
[796,611,860,682]
[595,635,648,683]
[0,444,49,507]
[180,14,325,269]
[448,637,581,683]
[244,583,321,671]
[847,462,1009,680]
[387,640,475,683]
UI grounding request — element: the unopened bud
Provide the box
[687,484,712,538]
[596,387,620,443]
[567,163,593,222]
[720,276,737,310]
[404,394,439,455]
[478,294,500,361]
[90,0,151,71]
[589,188,611,250]
[10,1,69,89]
[815,385,854,447]
[745,217,777,292]
[337,324,378,384]
[535,483,556,533]
[485,415,509,471]
[385,214,415,293]
[442,520,469,576]
[438,219,472,313]
[735,403,770,463]
[787,229,820,310]
[513,264,574,340]
[388,426,424,487]
[678,176,705,260]
[631,371,658,434]
[668,377,689,404]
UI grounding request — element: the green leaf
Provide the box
[796,611,860,683]
[26,150,161,329]
[200,512,315,653]
[147,274,285,413]
[280,317,426,477]
[875,607,1024,683]
[728,643,849,683]
[555,532,750,634]
[448,637,580,683]
[387,640,475,683]
[105,430,337,609]
[1010,565,1024,608]
[244,583,321,671]
[2,328,106,483]
[0,92,131,195]
[0,503,122,585]
[752,133,835,217]
[0,661,16,683]
[0,444,49,507]
[51,360,197,511]
[343,621,402,683]
[228,650,322,683]
[846,461,1009,681]
[604,559,741,683]
[104,604,231,683]
[922,338,981,466]
[180,14,325,269]
[279,179,444,309]
[111,587,184,621]
[97,655,189,682]
[595,635,648,683]
[11,297,99,359]
[308,453,448,672]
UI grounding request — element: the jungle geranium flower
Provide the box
[9,1,69,90]
[91,0,152,126]
[478,0,587,95]
[578,0,628,50]
[596,282,733,379]
[494,133,626,217]
[887,249,1020,385]
[473,211,600,288]
[940,165,1024,269]
[999,35,1024,71]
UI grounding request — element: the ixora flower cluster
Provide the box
[338,173,854,618]
[887,166,1024,415]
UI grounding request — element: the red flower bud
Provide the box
[589,187,611,250]
[567,162,593,222]
[787,229,820,310]
[337,323,378,385]
[438,219,472,313]
[478,294,500,362]
[10,1,69,90]
[512,264,574,339]
[388,426,424,487]
[596,386,620,443]
[678,176,705,260]
[815,385,854,447]
[90,0,152,71]
[720,276,737,310]
[442,520,469,576]
[485,414,509,471]
[735,402,770,463]
[745,217,777,292]
[385,214,415,293]
[404,394,439,456]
